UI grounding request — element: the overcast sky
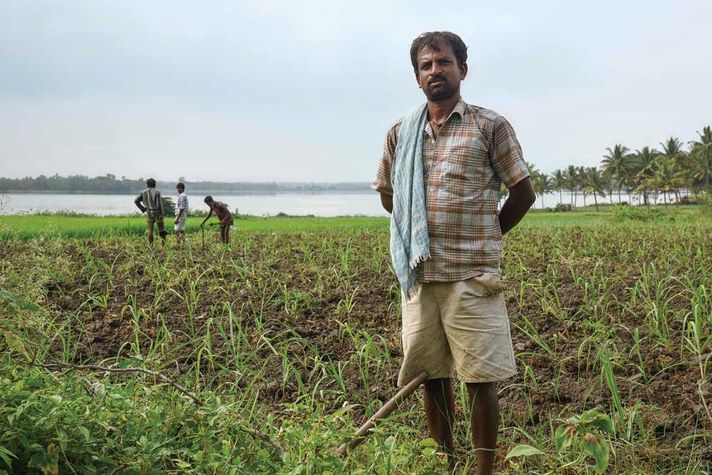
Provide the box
[1,0,711,182]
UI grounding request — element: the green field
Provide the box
[0,206,703,240]
[1,209,710,473]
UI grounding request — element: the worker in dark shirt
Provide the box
[134,178,167,244]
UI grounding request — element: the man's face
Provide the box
[415,41,467,102]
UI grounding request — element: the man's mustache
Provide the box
[428,75,446,84]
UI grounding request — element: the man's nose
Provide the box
[428,62,443,75]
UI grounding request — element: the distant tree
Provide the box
[632,147,660,205]
[566,165,580,207]
[583,167,607,211]
[690,126,712,192]
[602,144,633,203]
[551,169,567,205]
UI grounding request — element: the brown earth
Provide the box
[27,231,711,466]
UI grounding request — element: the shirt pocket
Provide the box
[441,135,490,198]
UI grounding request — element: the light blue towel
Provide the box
[390,104,430,299]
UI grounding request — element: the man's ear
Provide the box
[459,62,468,80]
[414,70,422,88]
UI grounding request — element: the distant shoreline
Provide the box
[1,189,374,195]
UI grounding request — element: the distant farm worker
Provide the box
[371,31,535,474]
[174,182,189,244]
[134,178,168,244]
[200,196,233,244]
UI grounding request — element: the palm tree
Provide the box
[551,169,566,205]
[528,164,552,209]
[690,126,712,192]
[659,137,687,202]
[566,165,579,207]
[644,158,685,205]
[633,147,660,205]
[536,173,553,209]
[583,167,607,211]
[601,144,633,203]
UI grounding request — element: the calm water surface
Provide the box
[1,193,390,217]
[0,190,670,217]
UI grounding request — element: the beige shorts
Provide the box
[398,273,517,386]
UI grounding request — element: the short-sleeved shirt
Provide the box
[371,97,529,282]
[176,193,189,219]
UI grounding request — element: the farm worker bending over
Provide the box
[200,196,233,244]
[371,31,535,474]
[134,178,167,244]
[174,182,189,244]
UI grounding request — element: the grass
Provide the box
[0,205,705,240]
[0,214,390,239]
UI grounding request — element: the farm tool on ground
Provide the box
[336,369,429,457]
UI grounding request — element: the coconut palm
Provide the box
[690,126,712,192]
[659,137,688,202]
[528,163,551,209]
[551,169,566,205]
[535,173,553,209]
[566,165,580,207]
[601,144,633,203]
[633,147,660,205]
[583,167,607,211]
[643,158,686,205]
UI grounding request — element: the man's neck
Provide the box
[427,94,461,122]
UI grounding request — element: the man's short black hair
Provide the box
[147,178,156,188]
[176,182,185,191]
[204,195,213,203]
[410,31,468,72]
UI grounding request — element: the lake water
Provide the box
[0,193,391,217]
[0,190,673,217]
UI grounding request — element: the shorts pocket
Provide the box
[466,273,502,297]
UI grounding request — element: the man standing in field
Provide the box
[372,31,535,474]
[200,196,233,244]
[134,178,168,244]
[174,182,188,244]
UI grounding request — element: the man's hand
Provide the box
[499,177,536,235]
[380,193,393,214]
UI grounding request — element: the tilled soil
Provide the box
[11,227,710,467]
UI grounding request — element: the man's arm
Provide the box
[200,209,212,227]
[498,177,535,235]
[134,194,146,213]
[156,191,163,215]
[380,193,393,214]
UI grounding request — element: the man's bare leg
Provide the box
[466,382,499,475]
[220,225,230,244]
[147,220,154,244]
[424,378,455,457]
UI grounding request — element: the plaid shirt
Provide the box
[372,98,529,282]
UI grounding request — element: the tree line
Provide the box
[528,126,712,210]
[0,174,372,194]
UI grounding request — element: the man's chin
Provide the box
[424,89,457,102]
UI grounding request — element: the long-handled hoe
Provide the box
[336,369,429,457]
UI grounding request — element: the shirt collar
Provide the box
[451,96,466,119]
[423,97,466,138]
